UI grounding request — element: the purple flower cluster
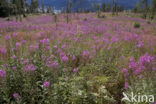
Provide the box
[139,53,155,66]
[61,55,69,62]
[128,54,155,75]
[46,58,59,68]
[52,61,59,68]
[40,38,50,45]
[0,48,7,54]
[13,93,20,100]
[122,53,155,90]
[12,66,17,70]
[24,59,29,64]
[50,54,54,58]
[0,70,6,78]
[125,82,129,90]
[53,45,57,49]
[122,68,129,76]
[21,39,26,44]
[137,41,144,48]
[30,44,39,52]
[73,68,79,73]
[82,51,89,57]
[16,42,21,48]
[61,44,66,50]
[12,55,17,59]
[24,64,36,72]
[12,33,18,37]
[46,59,52,68]
[43,81,50,88]
[72,55,76,60]
[129,57,137,69]
[5,35,10,40]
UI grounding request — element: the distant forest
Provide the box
[0,0,156,19]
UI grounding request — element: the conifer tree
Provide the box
[41,0,45,13]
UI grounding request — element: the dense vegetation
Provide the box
[0,12,156,103]
[0,0,156,104]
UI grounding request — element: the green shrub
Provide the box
[52,76,115,104]
[147,20,151,24]
[97,11,101,18]
[134,22,141,28]
[101,14,106,18]
[83,17,87,21]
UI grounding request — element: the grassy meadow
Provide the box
[0,13,156,104]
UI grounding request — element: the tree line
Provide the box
[0,0,156,19]
[132,0,156,19]
[0,0,41,18]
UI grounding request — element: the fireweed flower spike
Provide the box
[73,68,79,73]
[12,55,17,59]
[24,59,29,64]
[61,44,66,50]
[52,61,59,68]
[139,53,154,66]
[62,55,68,62]
[53,45,57,49]
[13,93,20,100]
[4,64,8,67]
[0,70,6,78]
[24,64,36,72]
[0,49,7,54]
[12,66,17,70]
[16,42,21,48]
[5,35,10,40]
[82,51,89,57]
[46,46,50,51]
[129,57,137,69]
[66,77,69,81]
[21,39,26,44]
[152,67,156,71]
[50,54,54,58]
[43,81,50,88]
[125,82,129,90]
[72,55,76,60]
[134,69,142,75]
[12,33,18,37]
[122,68,129,76]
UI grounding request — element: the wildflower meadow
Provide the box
[0,13,156,104]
